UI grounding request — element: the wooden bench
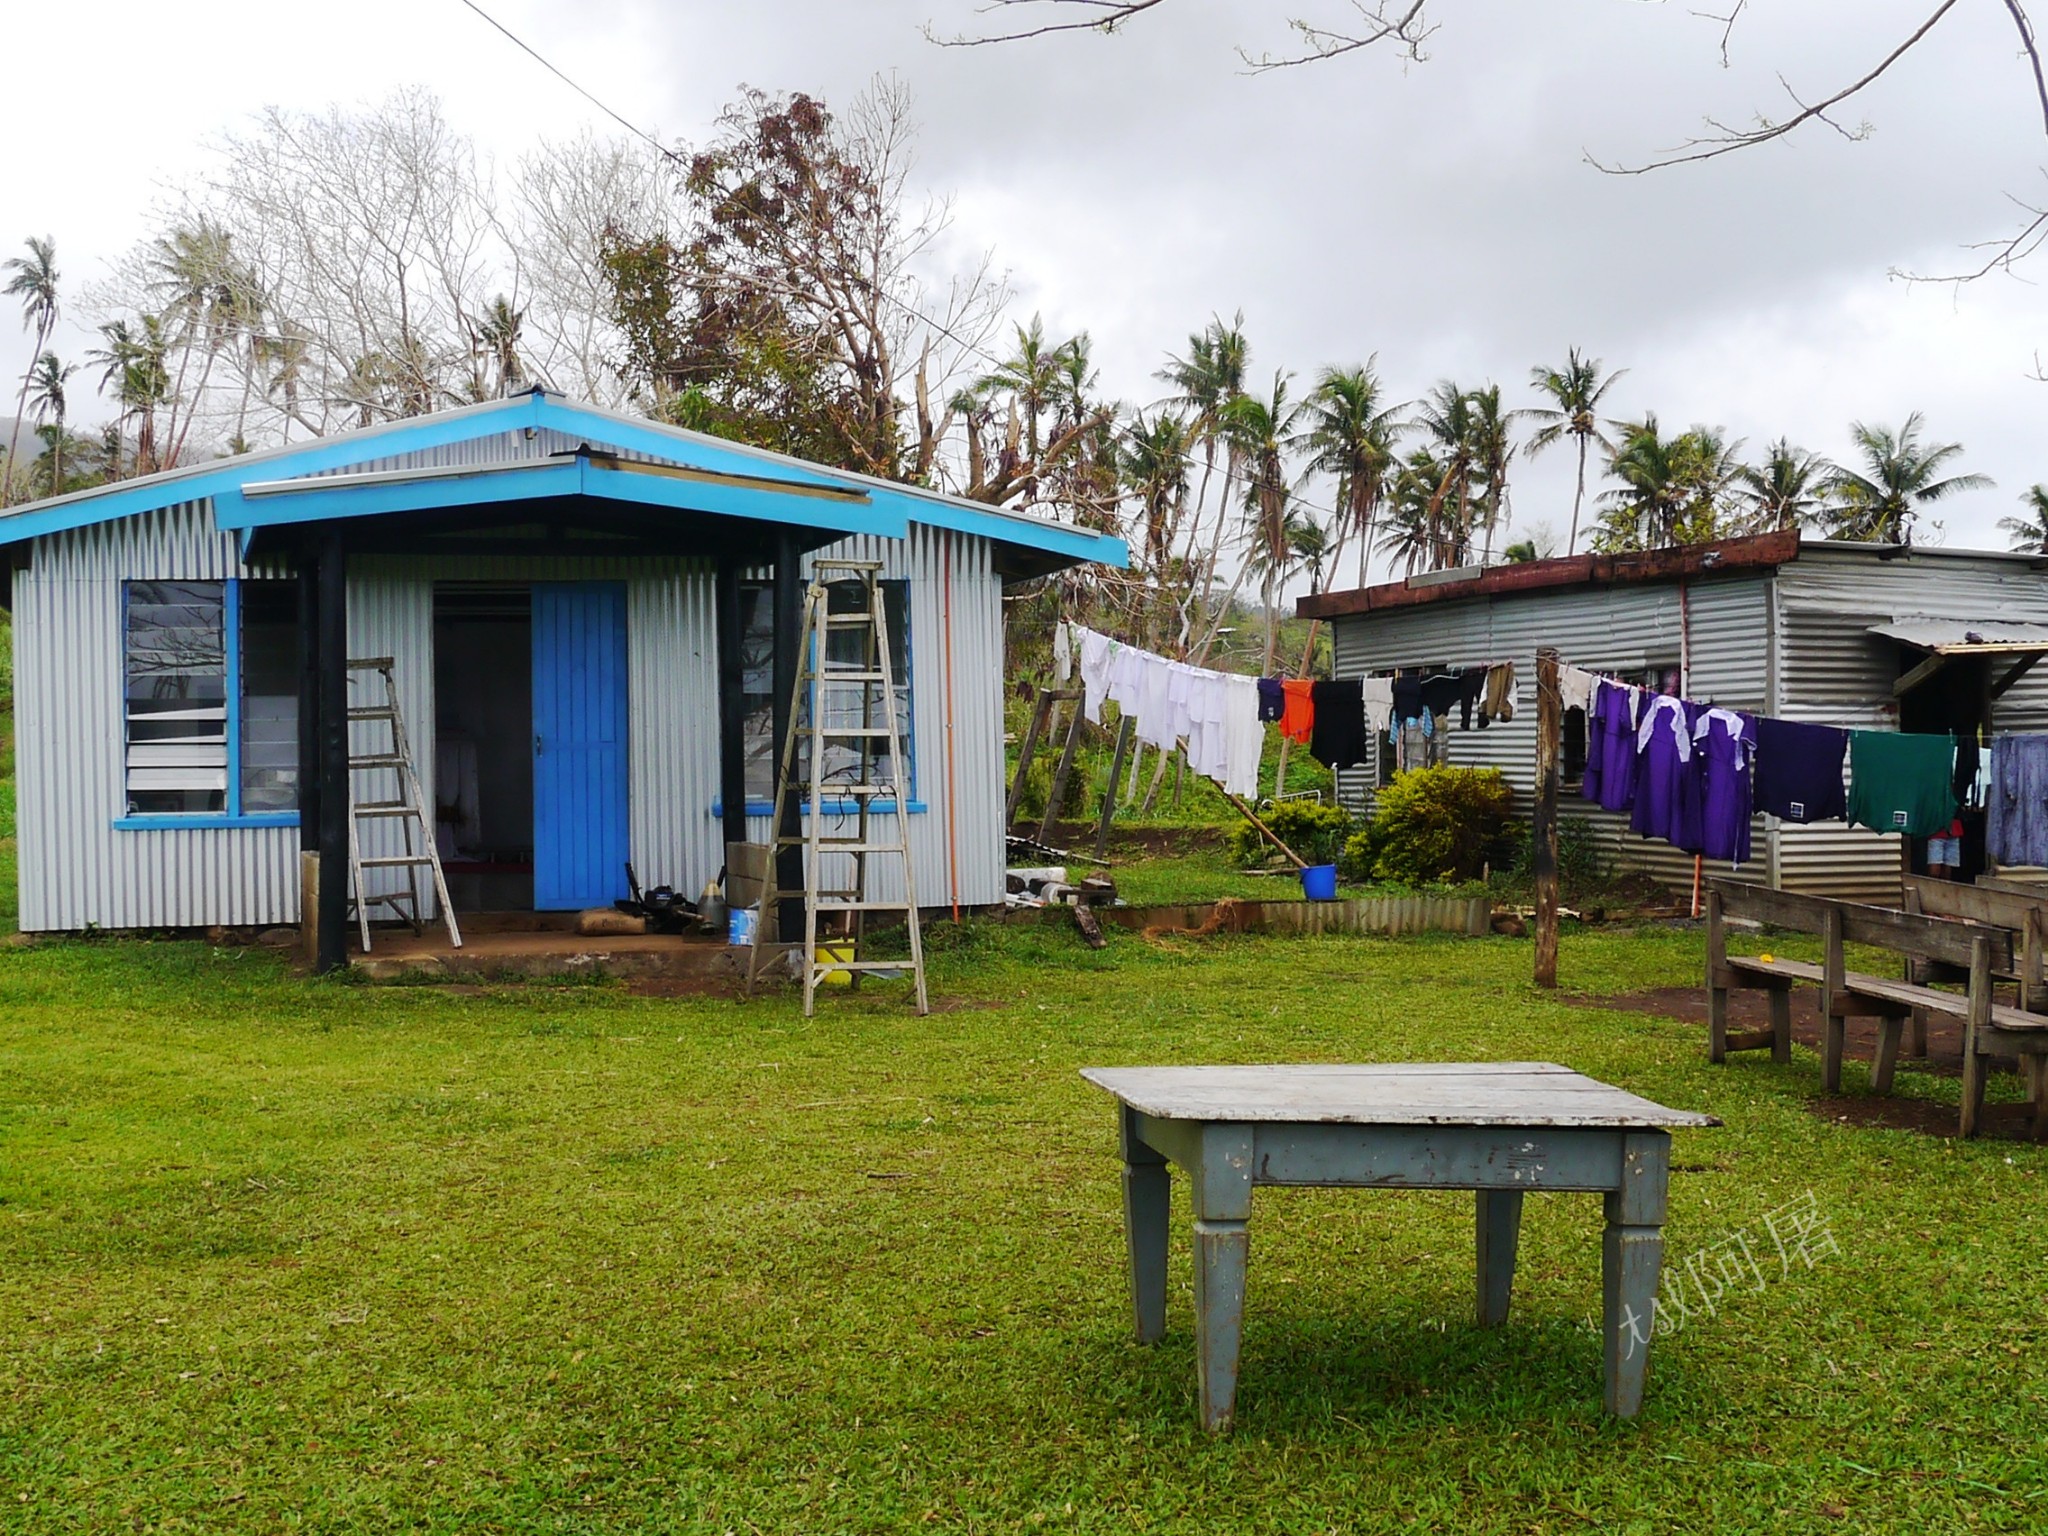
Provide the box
[1707,879,2048,1138]
[1906,876,2048,1010]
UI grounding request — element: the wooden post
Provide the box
[1533,648,1561,988]
[1038,698,1086,846]
[1094,714,1135,861]
[1005,688,1055,825]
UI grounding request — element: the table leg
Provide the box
[1119,1105,1169,1344]
[1601,1131,1671,1419]
[1191,1124,1254,1434]
[1476,1189,1523,1327]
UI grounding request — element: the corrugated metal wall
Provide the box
[13,504,300,930]
[1332,572,1784,895]
[1773,547,2048,899]
[1332,549,2048,900]
[13,505,1006,930]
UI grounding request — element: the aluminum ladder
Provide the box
[745,561,928,1016]
[345,657,462,954]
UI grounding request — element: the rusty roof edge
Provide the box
[1296,529,1806,621]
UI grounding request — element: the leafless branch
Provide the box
[2003,0,2048,133]
[1899,188,2048,284]
[1689,1,1749,70]
[1242,1,1434,71]
[1590,0,1962,174]
[923,0,1168,47]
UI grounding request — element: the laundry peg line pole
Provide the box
[1534,648,1562,989]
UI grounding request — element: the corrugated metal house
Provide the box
[0,390,1125,958]
[1296,531,2048,899]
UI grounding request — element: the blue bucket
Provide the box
[1300,863,1339,902]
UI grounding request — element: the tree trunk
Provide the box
[1568,435,1588,554]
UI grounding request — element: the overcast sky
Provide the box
[6,0,2047,583]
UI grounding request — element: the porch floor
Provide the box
[348,911,744,983]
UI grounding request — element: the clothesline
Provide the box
[1557,658,2045,868]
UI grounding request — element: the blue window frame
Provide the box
[115,577,301,829]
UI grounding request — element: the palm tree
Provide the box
[1824,413,1991,544]
[25,352,76,493]
[1219,370,1305,671]
[1158,313,1250,648]
[1413,381,1480,569]
[1999,484,2048,552]
[1298,362,1404,589]
[1120,409,1192,578]
[3,235,61,503]
[1377,447,1449,576]
[1463,383,1525,564]
[88,316,174,475]
[1526,349,1626,554]
[1736,439,1830,532]
[1597,414,1684,551]
[472,295,526,399]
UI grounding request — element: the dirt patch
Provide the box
[1583,985,2046,1142]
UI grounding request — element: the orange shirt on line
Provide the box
[1280,678,1315,744]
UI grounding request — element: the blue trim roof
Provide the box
[0,389,1130,570]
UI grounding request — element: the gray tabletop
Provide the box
[1080,1062,1718,1129]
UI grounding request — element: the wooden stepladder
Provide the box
[345,657,461,954]
[745,561,929,1016]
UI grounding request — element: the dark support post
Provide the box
[1534,647,1561,989]
[315,525,350,974]
[296,552,322,852]
[715,558,748,859]
[296,550,322,959]
[771,531,804,942]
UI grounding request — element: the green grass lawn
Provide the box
[4,918,2046,1533]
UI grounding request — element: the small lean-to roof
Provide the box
[1868,616,2048,654]
[0,388,1127,577]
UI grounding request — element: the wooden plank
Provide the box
[1836,903,2013,971]
[1720,1026,1779,1053]
[1992,652,2043,699]
[1892,650,1950,697]
[1534,648,1561,989]
[1251,1124,1629,1189]
[1903,875,2040,930]
[1725,956,1825,983]
[1707,878,1833,936]
[1080,1063,1718,1128]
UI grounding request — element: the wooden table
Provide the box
[1081,1063,1718,1430]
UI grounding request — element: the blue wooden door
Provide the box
[532,582,630,910]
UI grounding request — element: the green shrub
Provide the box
[1355,766,1519,885]
[1010,750,1092,824]
[1227,799,1352,867]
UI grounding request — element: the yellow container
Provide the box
[817,943,855,986]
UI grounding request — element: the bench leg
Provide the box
[1602,1133,1671,1419]
[1769,988,1793,1066]
[2027,1056,2048,1143]
[1822,1004,1848,1095]
[1476,1189,1523,1327]
[1960,1023,1989,1140]
[1871,1015,1904,1095]
[1907,1007,1928,1060]
[1119,1109,1170,1345]
[1708,983,1729,1064]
